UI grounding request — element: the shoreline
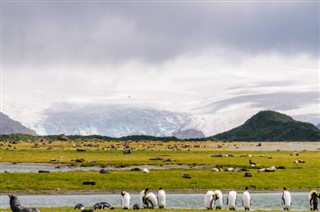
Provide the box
[1,188,316,196]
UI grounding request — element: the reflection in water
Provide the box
[0,193,311,210]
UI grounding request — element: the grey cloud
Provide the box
[2,1,319,67]
[203,91,319,113]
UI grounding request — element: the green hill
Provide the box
[212,110,320,141]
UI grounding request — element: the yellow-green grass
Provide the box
[0,141,319,193]
[1,167,319,193]
[0,148,319,168]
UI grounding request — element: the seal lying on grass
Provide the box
[8,194,40,212]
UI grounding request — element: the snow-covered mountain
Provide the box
[24,91,319,138]
[32,104,202,138]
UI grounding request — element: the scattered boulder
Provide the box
[82,181,96,185]
[130,167,142,171]
[38,170,50,173]
[182,173,191,179]
[75,158,85,163]
[149,157,164,160]
[163,158,175,162]
[77,148,86,152]
[99,169,109,174]
[244,171,252,177]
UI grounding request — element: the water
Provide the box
[0,163,101,173]
[0,193,311,210]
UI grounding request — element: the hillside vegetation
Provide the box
[213,111,320,141]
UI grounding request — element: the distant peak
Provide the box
[245,110,294,125]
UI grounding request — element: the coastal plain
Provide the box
[0,141,319,193]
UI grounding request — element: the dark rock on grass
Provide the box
[163,158,175,162]
[182,173,191,179]
[276,166,286,169]
[38,170,50,173]
[77,148,87,152]
[149,157,164,160]
[99,169,109,174]
[244,171,252,177]
[82,181,96,185]
[131,167,142,171]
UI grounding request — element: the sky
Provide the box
[1,0,319,126]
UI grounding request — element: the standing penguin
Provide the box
[157,187,166,209]
[204,191,219,210]
[227,191,237,210]
[242,186,251,210]
[214,190,224,209]
[121,191,131,209]
[145,190,158,208]
[309,190,319,211]
[282,187,291,211]
[214,190,223,209]
[140,188,149,208]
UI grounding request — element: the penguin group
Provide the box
[71,187,319,211]
[204,187,320,211]
[204,187,250,211]
[120,187,166,210]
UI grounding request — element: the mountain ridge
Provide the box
[0,112,37,135]
[212,110,320,141]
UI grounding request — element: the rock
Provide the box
[82,181,96,185]
[212,153,228,157]
[244,171,252,177]
[99,169,109,174]
[276,166,286,169]
[258,168,266,172]
[182,173,191,179]
[130,167,142,171]
[75,158,85,163]
[77,148,86,152]
[38,170,50,173]
[163,158,175,162]
[149,157,164,160]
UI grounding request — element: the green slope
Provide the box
[212,110,320,141]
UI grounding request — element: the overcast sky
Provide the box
[1,0,319,124]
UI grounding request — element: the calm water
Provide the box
[0,163,101,173]
[0,193,311,210]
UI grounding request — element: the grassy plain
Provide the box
[0,141,319,193]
